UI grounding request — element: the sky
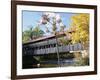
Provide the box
[22,10,76,35]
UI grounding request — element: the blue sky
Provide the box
[22,10,76,35]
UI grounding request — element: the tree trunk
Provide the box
[55,35,61,67]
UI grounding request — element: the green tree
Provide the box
[32,26,44,39]
[22,27,33,43]
[23,26,44,43]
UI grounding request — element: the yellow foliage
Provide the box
[70,13,89,45]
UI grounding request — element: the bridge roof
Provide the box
[23,32,66,45]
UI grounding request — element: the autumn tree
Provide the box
[69,13,89,49]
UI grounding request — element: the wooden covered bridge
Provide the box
[23,34,83,56]
[22,33,85,68]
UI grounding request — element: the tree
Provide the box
[22,26,44,43]
[69,13,89,49]
[38,12,66,67]
[32,26,45,39]
[22,27,33,43]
